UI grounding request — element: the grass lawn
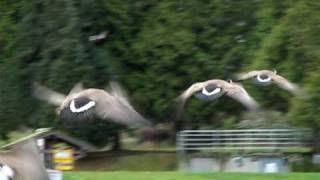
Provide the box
[64,172,320,180]
[75,150,177,171]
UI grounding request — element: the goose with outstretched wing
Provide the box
[178,79,259,110]
[0,140,50,180]
[33,82,151,128]
[235,70,303,96]
[175,79,260,119]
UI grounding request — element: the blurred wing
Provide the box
[177,82,205,104]
[0,152,12,164]
[97,91,151,128]
[107,81,133,110]
[236,71,260,80]
[271,74,301,95]
[32,82,66,106]
[174,82,205,121]
[68,82,84,96]
[226,84,260,111]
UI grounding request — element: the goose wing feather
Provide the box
[86,89,151,127]
[67,82,84,96]
[177,82,206,103]
[236,71,260,80]
[270,74,301,95]
[33,82,66,106]
[175,82,205,117]
[226,83,260,111]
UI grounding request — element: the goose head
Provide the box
[194,84,224,101]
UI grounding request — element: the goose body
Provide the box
[236,70,302,95]
[172,79,259,132]
[180,79,259,110]
[33,82,151,128]
[176,79,259,115]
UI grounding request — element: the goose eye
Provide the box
[254,74,272,86]
[194,84,224,101]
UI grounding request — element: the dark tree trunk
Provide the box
[111,132,121,151]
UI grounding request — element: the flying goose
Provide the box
[235,70,302,95]
[176,79,260,111]
[33,82,151,128]
[0,140,50,180]
[172,79,259,132]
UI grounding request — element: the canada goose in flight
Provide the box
[0,140,49,180]
[33,82,151,128]
[235,70,303,95]
[176,79,260,111]
[172,79,259,132]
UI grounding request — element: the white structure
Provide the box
[177,129,311,172]
[47,169,63,180]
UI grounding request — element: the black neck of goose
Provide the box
[259,74,269,80]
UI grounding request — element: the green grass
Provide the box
[75,151,177,171]
[64,172,320,180]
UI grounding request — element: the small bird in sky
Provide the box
[88,31,108,44]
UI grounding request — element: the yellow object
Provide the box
[53,148,75,171]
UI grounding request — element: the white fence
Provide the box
[177,129,311,151]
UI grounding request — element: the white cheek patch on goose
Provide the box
[0,164,14,180]
[70,99,96,113]
[202,87,222,96]
[257,74,272,82]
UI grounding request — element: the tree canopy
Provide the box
[0,0,319,146]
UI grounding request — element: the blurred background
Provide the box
[0,0,320,175]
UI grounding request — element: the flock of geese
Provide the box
[0,69,304,179]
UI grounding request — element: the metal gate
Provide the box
[177,129,312,172]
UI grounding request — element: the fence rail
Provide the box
[177,129,311,151]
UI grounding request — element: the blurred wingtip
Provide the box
[108,81,128,98]
[249,103,261,112]
[293,88,309,99]
[236,71,247,78]
[32,81,46,100]
[233,73,243,81]
[31,81,66,106]
[32,81,42,93]
[130,117,153,129]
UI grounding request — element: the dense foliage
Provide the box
[0,0,319,146]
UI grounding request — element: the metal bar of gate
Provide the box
[177,129,311,151]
